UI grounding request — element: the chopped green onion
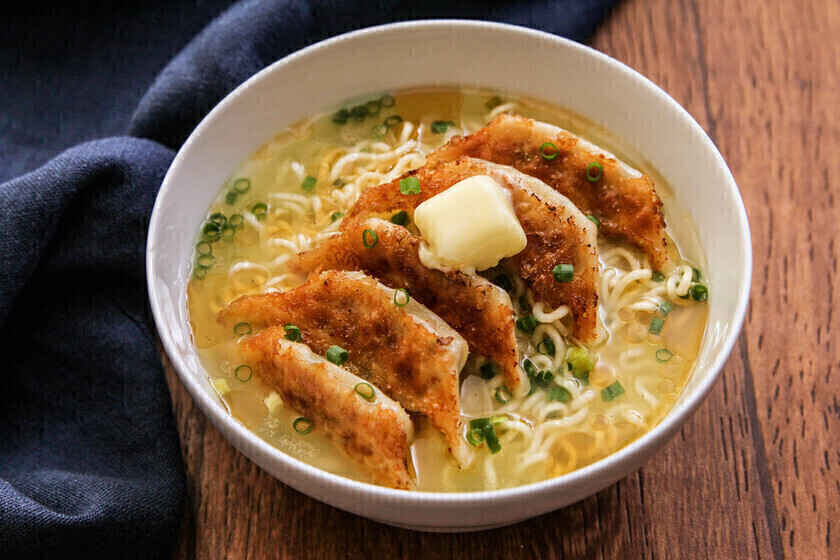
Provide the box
[467,428,484,446]
[225,190,239,205]
[379,94,395,108]
[549,385,572,403]
[251,202,268,218]
[482,423,502,454]
[469,418,491,430]
[399,176,421,195]
[233,178,251,194]
[228,213,244,228]
[332,108,349,125]
[431,120,456,134]
[293,417,313,434]
[480,363,497,380]
[536,370,554,385]
[193,266,208,279]
[196,241,212,255]
[536,337,556,357]
[492,274,512,292]
[283,323,302,342]
[656,348,674,363]
[656,300,674,317]
[326,345,349,366]
[601,381,626,402]
[649,317,665,335]
[651,270,665,282]
[362,229,378,248]
[384,115,402,128]
[365,100,381,116]
[516,315,539,334]
[692,268,702,282]
[567,347,594,379]
[690,283,708,302]
[586,162,603,182]
[202,222,221,240]
[196,254,215,267]
[354,382,375,401]
[522,358,537,378]
[233,322,251,336]
[330,211,344,223]
[518,296,531,314]
[540,142,559,160]
[371,124,389,138]
[553,263,574,283]
[220,224,235,240]
[485,95,502,110]
[393,288,410,307]
[301,175,317,192]
[234,364,252,382]
[333,178,346,188]
[390,210,409,226]
[587,215,600,228]
[350,105,366,122]
[209,213,227,225]
[494,385,512,404]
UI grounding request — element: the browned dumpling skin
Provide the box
[343,158,600,341]
[429,113,669,269]
[221,270,474,467]
[240,329,415,489]
[289,218,526,392]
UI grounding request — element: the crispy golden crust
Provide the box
[429,113,669,269]
[343,158,600,341]
[241,329,414,489]
[289,218,524,390]
[221,270,472,466]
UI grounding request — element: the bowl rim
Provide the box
[147,19,752,505]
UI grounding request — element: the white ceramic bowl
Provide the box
[147,20,751,531]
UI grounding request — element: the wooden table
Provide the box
[165,1,839,557]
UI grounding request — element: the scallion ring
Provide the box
[220,224,235,240]
[293,417,313,435]
[540,142,559,160]
[394,288,410,307]
[228,213,244,228]
[384,115,403,128]
[431,120,455,134]
[399,176,421,195]
[196,254,215,267]
[371,124,388,138]
[283,323,302,342]
[196,241,212,255]
[326,345,349,366]
[301,175,317,192]
[209,212,227,225]
[362,229,379,249]
[690,283,708,302]
[379,94,395,108]
[536,337,556,357]
[225,191,239,205]
[330,211,344,223]
[552,263,574,283]
[494,385,513,404]
[233,178,251,194]
[656,348,674,363]
[234,365,252,382]
[354,382,375,401]
[193,266,208,279]
[586,162,603,182]
[649,317,665,335]
[251,202,268,218]
[233,322,252,336]
[202,222,221,240]
[467,428,484,447]
[365,100,381,116]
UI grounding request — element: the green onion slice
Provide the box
[390,210,409,226]
[293,417,313,434]
[540,142,559,160]
[301,175,317,192]
[549,385,572,403]
[202,222,221,240]
[469,418,491,430]
[586,162,603,182]
[482,424,502,454]
[220,224,235,240]
[233,322,251,336]
[690,283,708,302]
[467,428,484,446]
[587,215,600,228]
[399,176,421,195]
[362,229,379,249]
[234,364,252,382]
[656,301,674,317]
[193,266,208,279]
[393,288,410,307]
[649,317,665,335]
[516,315,539,334]
[365,100,381,116]
[233,178,251,194]
[384,115,403,128]
[209,212,227,225]
[431,120,455,134]
[494,385,513,404]
[553,263,574,283]
[333,178,346,188]
[354,382,375,401]
[350,105,366,121]
[601,381,626,402]
[330,211,344,223]
[225,191,239,205]
[567,347,594,379]
[522,358,537,377]
[651,270,665,282]
[379,94,395,108]
[251,202,268,218]
[656,348,674,363]
[536,337,556,357]
[692,268,702,282]
[480,363,497,380]
[371,124,388,138]
[326,345,349,366]
[283,323,302,342]
[228,213,244,228]
[492,274,512,292]
[196,241,212,255]
[333,108,349,125]
[196,254,215,268]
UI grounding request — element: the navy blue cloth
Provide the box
[0,1,616,558]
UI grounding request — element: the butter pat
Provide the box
[414,175,527,272]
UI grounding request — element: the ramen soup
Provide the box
[187,89,709,491]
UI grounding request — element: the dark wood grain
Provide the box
[163,0,839,557]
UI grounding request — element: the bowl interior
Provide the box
[147,20,750,529]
